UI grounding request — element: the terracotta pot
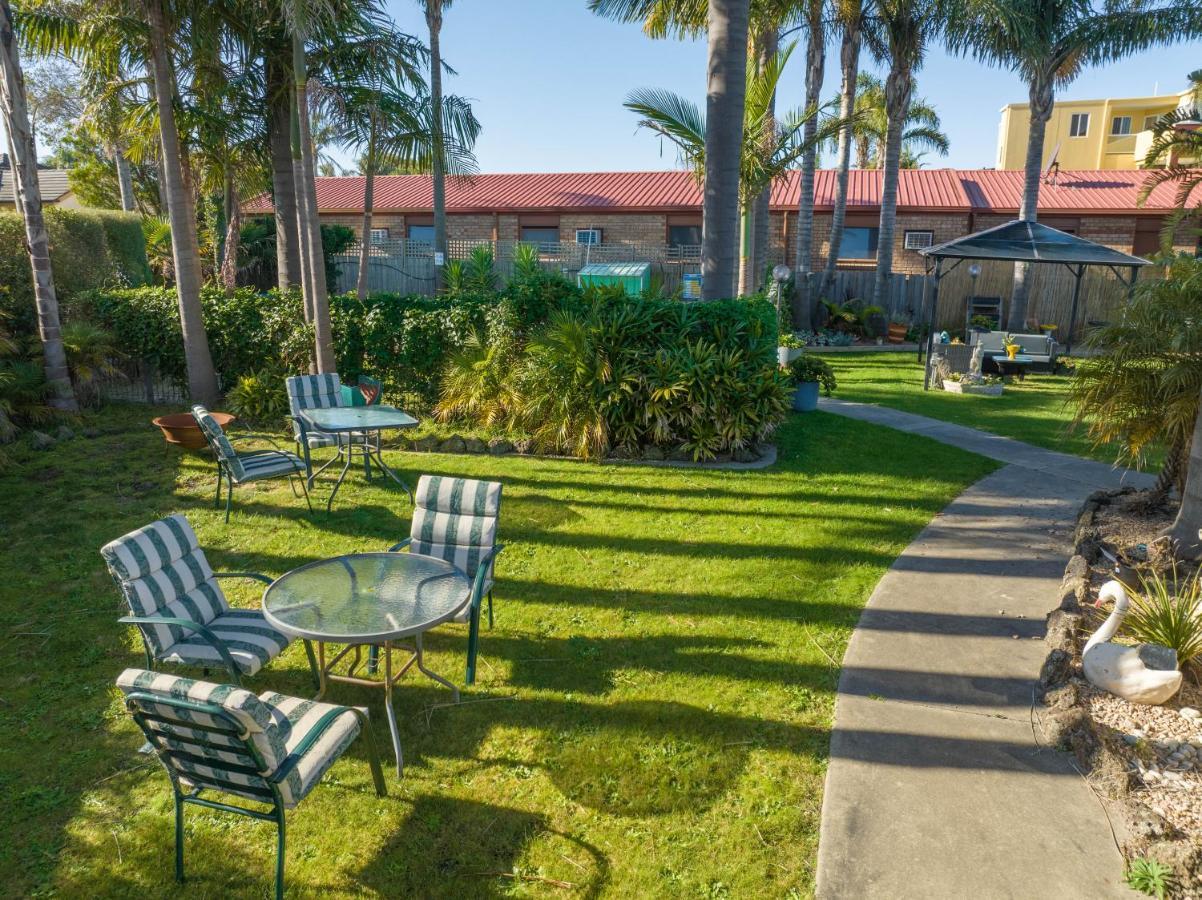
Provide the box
[153,411,236,450]
[886,322,908,344]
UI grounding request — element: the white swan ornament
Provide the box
[1082,580,1183,706]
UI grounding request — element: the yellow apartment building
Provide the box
[996,86,1198,170]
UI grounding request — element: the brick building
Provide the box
[244,168,1197,275]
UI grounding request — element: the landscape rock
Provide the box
[667,446,693,462]
[606,445,636,460]
[1044,610,1083,654]
[413,435,439,452]
[487,438,515,455]
[464,437,487,454]
[81,427,102,439]
[54,425,75,441]
[29,431,56,450]
[642,446,666,461]
[732,446,759,464]
[439,436,467,454]
[1039,648,1073,691]
[513,438,533,455]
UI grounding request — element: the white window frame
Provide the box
[1143,114,1162,132]
[1110,116,1132,136]
[1069,113,1090,138]
[369,227,390,244]
[575,228,602,245]
[903,230,934,250]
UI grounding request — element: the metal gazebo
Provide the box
[916,220,1151,389]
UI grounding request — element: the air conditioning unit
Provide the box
[575,228,602,245]
[904,230,934,250]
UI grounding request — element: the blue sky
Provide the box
[377,0,1201,173]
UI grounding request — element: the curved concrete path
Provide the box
[816,399,1154,899]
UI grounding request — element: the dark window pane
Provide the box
[520,226,560,246]
[669,225,702,246]
[840,227,879,259]
[407,224,434,243]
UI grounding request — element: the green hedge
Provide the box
[0,208,151,336]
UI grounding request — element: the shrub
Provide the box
[0,208,150,337]
[1125,567,1202,667]
[226,367,291,427]
[787,354,837,395]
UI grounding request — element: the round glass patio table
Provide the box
[262,552,471,776]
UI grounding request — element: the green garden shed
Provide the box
[577,262,651,297]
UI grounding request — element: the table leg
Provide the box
[366,443,414,504]
[309,448,342,487]
[326,446,355,512]
[315,642,329,700]
[415,633,459,703]
[363,434,372,482]
[382,642,403,777]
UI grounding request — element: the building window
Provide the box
[904,230,934,250]
[369,227,390,244]
[1111,116,1132,136]
[1069,113,1090,137]
[406,224,434,243]
[840,227,879,259]
[520,226,560,247]
[668,224,702,246]
[575,228,602,245]
[1143,114,1162,132]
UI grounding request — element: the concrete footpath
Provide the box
[815,399,1154,899]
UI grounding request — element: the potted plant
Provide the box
[887,315,909,344]
[1003,333,1021,359]
[787,354,837,412]
[969,314,995,333]
[777,332,804,366]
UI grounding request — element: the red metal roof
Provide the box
[243,168,1192,216]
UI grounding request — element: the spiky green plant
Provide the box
[435,330,517,428]
[60,321,121,408]
[1125,566,1202,667]
[1124,856,1176,899]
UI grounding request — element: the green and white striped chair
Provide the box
[102,514,313,686]
[390,475,504,685]
[117,668,386,899]
[285,374,368,479]
[191,405,311,522]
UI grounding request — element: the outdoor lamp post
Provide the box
[772,264,791,330]
[967,263,982,336]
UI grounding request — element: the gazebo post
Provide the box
[918,259,933,363]
[1064,264,1085,356]
[922,258,944,391]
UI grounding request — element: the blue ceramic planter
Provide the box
[793,381,820,412]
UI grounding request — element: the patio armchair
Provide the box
[389,475,504,685]
[192,405,311,521]
[117,667,386,900]
[102,514,316,687]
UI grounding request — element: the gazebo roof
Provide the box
[919,219,1151,267]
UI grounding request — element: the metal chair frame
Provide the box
[193,418,313,522]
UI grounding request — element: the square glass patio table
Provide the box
[300,405,418,510]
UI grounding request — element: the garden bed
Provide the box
[941,379,1003,396]
[1038,489,1202,895]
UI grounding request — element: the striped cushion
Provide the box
[192,405,244,480]
[117,670,359,809]
[233,450,307,483]
[286,374,344,443]
[410,476,502,597]
[101,516,229,655]
[259,691,362,807]
[160,608,292,676]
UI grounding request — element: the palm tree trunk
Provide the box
[1165,390,1202,558]
[143,0,218,406]
[871,61,912,309]
[220,166,240,293]
[1008,74,1054,331]
[290,87,314,324]
[821,18,861,301]
[355,110,378,301]
[1154,436,1187,499]
[792,0,825,329]
[268,54,301,292]
[427,1,447,293]
[743,28,777,297]
[0,0,77,411]
[114,146,137,212]
[702,0,750,301]
[292,32,335,371]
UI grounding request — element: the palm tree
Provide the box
[747,26,777,299]
[866,0,940,310]
[1139,69,1202,247]
[0,0,76,411]
[844,73,948,167]
[791,0,825,326]
[417,0,452,292]
[819,0,868,302]
[143,0,220,404]
[950,0,1202,332]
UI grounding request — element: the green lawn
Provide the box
[0,405,994,898]
[816,351,1140,466]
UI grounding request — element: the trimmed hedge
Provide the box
[0,208,151,336]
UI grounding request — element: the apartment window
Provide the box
[575,228,602,245]
[1111,116,1132,136]
[668,224,702,246]
[840,227,879,259]
[904,230,934,250]
[1143,115,1162,132]
[406,224,434,243]
[1069,113,1090,137]
[520,226,560,247]
[369,227,390,244]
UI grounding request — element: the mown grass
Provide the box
[0,404,994,898]
[815,351,1148,467]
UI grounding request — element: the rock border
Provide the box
[393,433,776,470]
[1036,487,1199,890]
